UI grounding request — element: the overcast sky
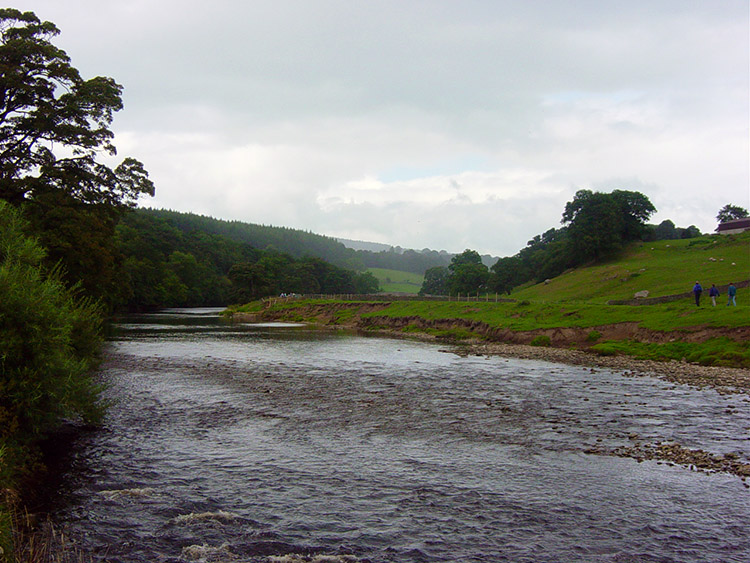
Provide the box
[13,0,749,256]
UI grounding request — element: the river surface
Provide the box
[48,308,750,562]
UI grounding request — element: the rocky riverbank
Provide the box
[463,341,750,395]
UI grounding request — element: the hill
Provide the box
[136,208,452,274]
[337,238,393,253]
[511,233,750,303]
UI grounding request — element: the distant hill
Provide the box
[137,209,467,275]
[337,238,393,253]
[137,208,363,270]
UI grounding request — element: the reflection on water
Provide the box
[50,309,750,562]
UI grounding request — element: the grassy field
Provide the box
[354,298,749,331]
[368,267,424,294]
[513,232,750,303]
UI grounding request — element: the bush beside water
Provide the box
[0,202,105,558]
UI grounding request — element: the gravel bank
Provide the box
[461,341,750,395]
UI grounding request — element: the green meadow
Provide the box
[512,233,750,303]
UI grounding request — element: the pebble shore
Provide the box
[461,341,750,395]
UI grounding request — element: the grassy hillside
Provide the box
[512,232,750,303]
[368,268,424,294]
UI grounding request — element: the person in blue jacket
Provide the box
[727,282,737,306]
[692,281,702,306]
[708,284,719,306]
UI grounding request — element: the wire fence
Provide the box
[263,293,517,307]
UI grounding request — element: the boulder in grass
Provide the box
[634,290,649,299]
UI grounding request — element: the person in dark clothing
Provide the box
[709,284,719,306]
[692,281,702,306]
[727,282,737,306]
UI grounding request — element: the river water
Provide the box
[48,309,750,562]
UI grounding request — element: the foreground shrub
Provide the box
[0,201,105,555]
[530,335,551,347]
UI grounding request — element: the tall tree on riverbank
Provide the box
[0,9,154,305]
[0,9,153,207]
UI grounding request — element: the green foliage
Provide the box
[716,204,749,223]
[135,209,451,275]
[448,261,489,297]
[562,189,655,263]
[0,9,153,207]
[353,271,380,294]
[643,219,701,242]
[590,339,750,368]
[449,249,484,271]
[227,255,371,303]
[0,9,155,312]
[490,256,526,295]
[586,330,602,342]
[0,201,103,500]
[419,266,449,295]
[530,335,551,347]
[418,250,489,296]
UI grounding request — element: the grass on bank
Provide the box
[230,296,750,331]
[590,338,750,367]
[360,298,747,331]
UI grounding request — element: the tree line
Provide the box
[118,209,379,309]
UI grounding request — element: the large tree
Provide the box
[716,204,749,223]
[0,9,153,207]
[419,266,449,296]
[1,10,153,307]
[447,249,489,296]
[562,189,655,262]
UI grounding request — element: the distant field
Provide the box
[368,268,424,294]
[512,232,750,303]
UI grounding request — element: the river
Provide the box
[47,308,750,562]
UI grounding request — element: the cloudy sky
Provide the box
[13,0,749,256]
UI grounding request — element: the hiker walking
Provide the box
[709,284,719,306]
[692,281,703,307]
[727,282,737,306]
